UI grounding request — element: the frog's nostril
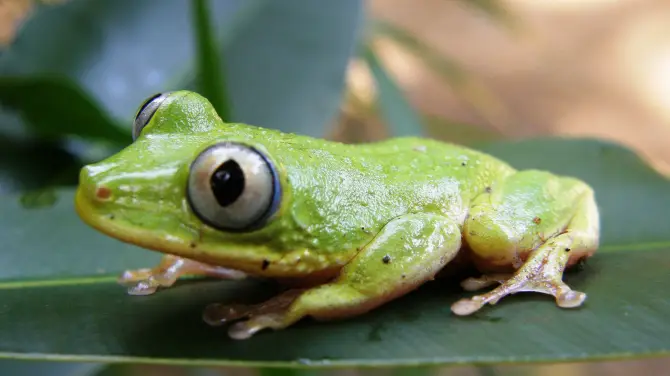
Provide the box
[95,186,112,200]
[79,166,114,202]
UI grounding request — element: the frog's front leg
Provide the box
[203,213,462,339]
[119,255,246,295]
[453,170,599,315]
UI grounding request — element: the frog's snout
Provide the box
[78,165,114,203]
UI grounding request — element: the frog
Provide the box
[75,90,600,340]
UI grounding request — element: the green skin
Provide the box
[75,91,600,340]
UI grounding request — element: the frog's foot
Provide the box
[452,233,588,316]
[457,170,599,316]
[459,273,513,292]
[119,255,246,295]
[202,213,463,339]
[202,289,305,340]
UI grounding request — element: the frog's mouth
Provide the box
[74,186,340,278]
[75,186,199,256]
[76,187,260,274]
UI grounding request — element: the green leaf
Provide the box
[0,76,130,144]
[0,360,104,376]
[191,0,230,121]
[0,138,668,367]
[0,136,81,194]
[361,44,424,137]
[0,0,363,137]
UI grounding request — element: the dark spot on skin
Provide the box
[401,274,406,279]
[461,162,467,166]
[533,217,542,225]
[565,248,571,252]
[189,242,196,248]
[262,259,270,270]
[108,214,115,220]
[485,186,492,193]
[382,255,391,264]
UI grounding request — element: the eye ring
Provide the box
[186,142,281,232]
[133,92,170,140]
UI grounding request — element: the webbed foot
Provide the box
[452,234,587,315]
[202,289,304,340]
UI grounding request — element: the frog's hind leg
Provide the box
[119,255,246,295]
[202,213,462,339]
[453,170,599,315]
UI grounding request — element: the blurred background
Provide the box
[1,0,669,375]
[339,0,670,176]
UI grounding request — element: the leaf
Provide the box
[0,0,363,194]
[221,0,363,136]
[0,76,130,144]
[191,0,230,121]
[0,0,363,138]
[0,138,668,367]
[0,360,104,376]
[361,44,424,137]
[0,136,81,194]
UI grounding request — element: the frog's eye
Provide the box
[187,142,281,232]
[133,92,170,141]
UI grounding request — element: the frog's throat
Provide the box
[74,187,344,278]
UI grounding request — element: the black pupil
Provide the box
[210,160,245,207]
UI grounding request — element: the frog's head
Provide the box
[76,91,334,276]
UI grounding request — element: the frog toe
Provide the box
[556,288,586,308]
[451,296,487,315]
[202,303,256,326]
[202,289,304,338]
[118,268,152,284]
[227,314,287,340]
[118,255,246,295]
[460,273,512,292]
[451,275,587,316]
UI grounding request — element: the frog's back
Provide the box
[244,131,514,248]
[350,137,516,197]
[223,126,516,206]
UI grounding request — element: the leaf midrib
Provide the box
[0,241,666,290]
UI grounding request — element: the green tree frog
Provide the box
[75,91,600,340]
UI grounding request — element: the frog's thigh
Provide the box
[118,255,246,296]
[204,213,462,339]
[455,173,599,315]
